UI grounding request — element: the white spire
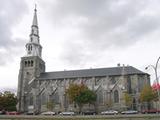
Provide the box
[30,4,39,44]
[32,4,38,27]
[25,5,42,57]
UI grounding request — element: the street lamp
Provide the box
[145,56,160,110]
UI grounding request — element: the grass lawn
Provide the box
[0,114,160,120]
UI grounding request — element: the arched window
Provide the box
[25,61,27,67]
[28,61,30,67]
[28,45,32,52]
[114,90,119,103]
[30,45,32,50]
[31,60,34,67]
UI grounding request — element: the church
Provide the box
[17,8,150,114]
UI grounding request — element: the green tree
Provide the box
[75,88,97,112]
[140,84,158,109]
[124,92,132,109]
[66,83,97,112]
[0,91,17,111]
[66,83,88,103]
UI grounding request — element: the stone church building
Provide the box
[17,8,150,114]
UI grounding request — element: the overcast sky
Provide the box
[0,0,160,91]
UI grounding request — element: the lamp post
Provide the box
[145,57,160,110]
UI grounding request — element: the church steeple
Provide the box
[32,5,38,27]
[25,5,42,57]
[17,5,45,113]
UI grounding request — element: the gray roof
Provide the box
[39,66,148,80]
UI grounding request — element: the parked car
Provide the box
[141,109,160,114]
[0,110,6,115]
[59,111,75,116]
[101,110,118,115]
[26,111,39,115]
[82,110,97,115]
[26,111,34,115]
[41,111,56,115]
[121,110,138,114]
[6,111,20,115]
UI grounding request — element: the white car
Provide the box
[101,110,118,115]
[41,111,56,115]
[121,110,138,114]
[59,111,75,116]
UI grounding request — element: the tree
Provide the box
[66,83,97,112]
[0,91,17,111]
[66,83,88,103]
[124,92,132,109]
[75,88,97,112]
[140,84,158,109]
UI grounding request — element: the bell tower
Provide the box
[17,6,45,112]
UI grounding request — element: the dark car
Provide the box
[0,110,6,115]
[82,110,96,115]
[141,109,160,114]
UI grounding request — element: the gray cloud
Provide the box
[40,0,160,66]
[60,41,86,66]
[0,0,27,65]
